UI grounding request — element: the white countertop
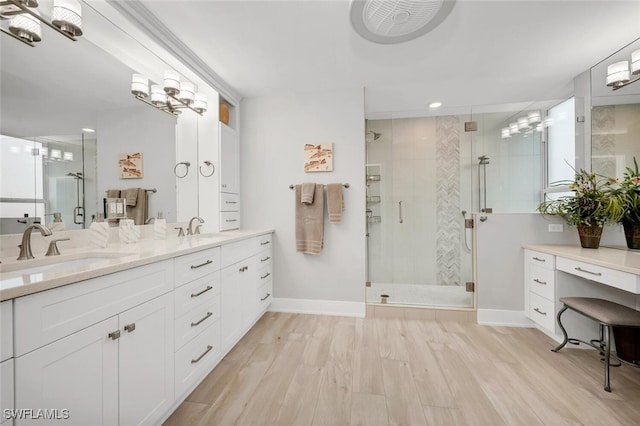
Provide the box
[522,244,640,276]
[0,229,273,301]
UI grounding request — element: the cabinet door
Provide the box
[219,123,239,194]
[15,317,119,426]
[119,293,174,426]
[220,264,243,352]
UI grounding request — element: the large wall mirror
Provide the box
[591,38,640,179]
[0,1,179,234]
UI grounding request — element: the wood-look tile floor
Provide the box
[164,312,640,426]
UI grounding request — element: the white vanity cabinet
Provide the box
[524,249,556,333]
[173,247,222,398]
[1,300,14,425]
[13,261,175,426]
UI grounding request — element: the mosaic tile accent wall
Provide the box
[592,105,616,177]
[435,116,461,286]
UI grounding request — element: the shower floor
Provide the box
[366,282,474,309]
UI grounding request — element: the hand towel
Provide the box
[301,182,316,204]
[126,188,148,225]
[327,183,344,224]
[125,188,139,206]
[295,183,324,254]
[106,189,120,198]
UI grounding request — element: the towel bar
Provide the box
[289,183,350,189]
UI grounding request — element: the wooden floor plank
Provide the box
[350,393,389,426]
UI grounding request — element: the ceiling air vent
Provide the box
[350,0,455,44]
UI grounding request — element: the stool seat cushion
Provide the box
[560,297,640,327]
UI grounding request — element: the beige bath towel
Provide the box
[106,189,121,198]
[301,182,316,204]
[327,183,344,224]
[125,188,139,206]
[126,188,148,225]
[295,183,324,254]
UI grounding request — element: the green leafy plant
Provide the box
[618,157,640,225]
[537,169,625,227]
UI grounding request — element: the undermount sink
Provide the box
[0,252,128,276]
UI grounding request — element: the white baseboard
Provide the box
[477,309,534,327]
[269,297,366,318]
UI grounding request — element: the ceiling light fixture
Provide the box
[0,0,82,46]
[429,101,442,108]
[606,49,640,90]
[350,0,456,44]
[131,71,207,117]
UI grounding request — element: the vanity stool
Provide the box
[552,297,640,392]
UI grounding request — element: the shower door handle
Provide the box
[398,201,403,224]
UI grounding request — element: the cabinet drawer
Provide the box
[221,238,256,268]
[527,265,555,300]
[524,249,555,270]
[220,212,240,231]
[14,260,173,357]
[556,257,640,294]
[1,359,13,425]
[175,320,220,398]
[174,247,221,288]
[257,280,273,312]
[257,248,272,270]
[528,292,555,332]
[175,296,220,351]
[256,234,272,251]
[174,272,220,319]
[0,301,12,361]
[220,193,240,212]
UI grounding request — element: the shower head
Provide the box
[366,130,382,142]
[478,155,490,165]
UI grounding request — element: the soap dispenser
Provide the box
[90,213,110,248]
[47,212,66,232]
[154,211,166,240]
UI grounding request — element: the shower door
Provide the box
[366,115,474,308]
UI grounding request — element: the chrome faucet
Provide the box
[17,224,53,260]
[187,217,204,235]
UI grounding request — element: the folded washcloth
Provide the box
[295,183,324,254]
[301,182,316,204]
[327,183,344,224]
[125,188,139,206]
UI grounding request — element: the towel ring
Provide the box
[199,161,215,178]
[174,161,191,178]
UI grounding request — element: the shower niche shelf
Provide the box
[367,216,382,224]
[366,196,381,204]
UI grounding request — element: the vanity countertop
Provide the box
[522,244,640,276]
[0,229,273,301]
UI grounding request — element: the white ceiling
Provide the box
[139,0,640,117]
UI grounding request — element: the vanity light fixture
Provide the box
[501,127,511,138]
[606,49,640,90]
[131,72,207,117]
[502,110,546,139]
[0,0,82,47]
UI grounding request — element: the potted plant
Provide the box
[537,169,625,248]
[617,158,640,249]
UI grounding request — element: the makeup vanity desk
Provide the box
[522,244,640,342]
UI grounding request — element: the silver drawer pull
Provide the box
[124,323,136,333]
[260,293,271,301]
[226,201,238,204]
[260,240,270,246]
[108,330,121,340]
[190,260,213,269]
[532,257,546,262]
[534,308,547,316]
[261,256,271,262]
[191,312,213,327]
[191,285,213,298]
[533,279,547,285]
[226,219,238,222]
[191,345,213,364]
[261,272,271,280]
[574,267,602,276]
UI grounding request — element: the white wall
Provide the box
[240,89,366,314]
[97,106,177,222]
